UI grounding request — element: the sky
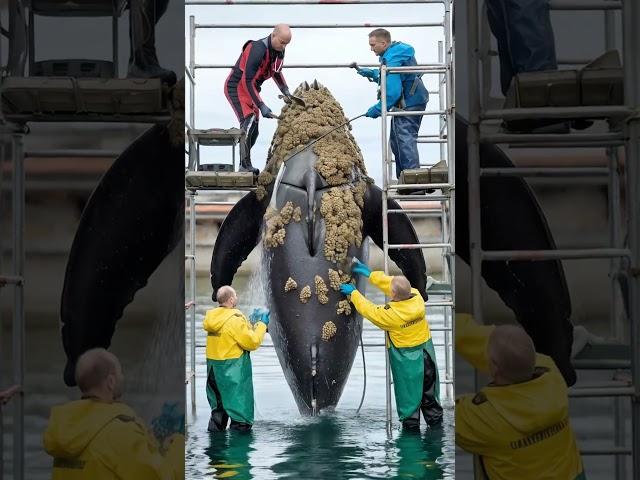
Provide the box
[185,3,448,185]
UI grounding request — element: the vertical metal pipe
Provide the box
[467,0,482,326]
[12,134,24,480]
[380,64,392,437]
[190,191,197,412]
[438,40,445,163]
[622,0,640,476]
[0,141,5,480]
[112,10,118,78]
[190,16,196,129]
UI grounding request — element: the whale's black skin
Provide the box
[211,148,427,413]
[60,124,183,387]
[456,115,575,385]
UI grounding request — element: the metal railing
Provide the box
[467,0,638,477]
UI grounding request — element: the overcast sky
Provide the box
[185,3,447,184]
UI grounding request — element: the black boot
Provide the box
[402,409,421,430]
[208,409,229,432]
[229,419,253,432]
[239,115,259,175]
[128,0,176,85]
[421,349,444,426]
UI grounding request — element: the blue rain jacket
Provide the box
[360,41,428,117]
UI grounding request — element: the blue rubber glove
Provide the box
[366,106,381,119]
[249,308,261,323]
[357,68,376,79]
[352,259,372,278]
[151,403,185,444]
[258,309,270,326]
[340,283,356,295]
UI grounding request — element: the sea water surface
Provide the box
[186,274,455,480]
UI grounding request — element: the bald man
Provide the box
[455,315,585,479]
[340,261,443,429]
[43,348,184,479]
[204,285,269,432]
[224,24,294,175]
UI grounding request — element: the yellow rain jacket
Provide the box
[455,314,585,480]
[203,306,267,424]
[203,307,266,360]
[43,399,184,480]
[349,271,439,420]
[349,271,431,348]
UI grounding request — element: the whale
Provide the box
[210,145,427,414]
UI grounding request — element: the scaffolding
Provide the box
[467,0,638,477]
[185,0,454,433]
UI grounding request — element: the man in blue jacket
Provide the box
[355,29,428,180]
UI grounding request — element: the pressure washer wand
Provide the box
[285,114,366,162]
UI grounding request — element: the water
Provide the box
[186,274,455,479]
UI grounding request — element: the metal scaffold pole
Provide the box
[11,133,25,480]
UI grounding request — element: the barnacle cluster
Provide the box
[336,300,352,316]
[263,201,300,248]
[299,285,312,304]
[321,321,337,341]
[314,275,329,305]
[284,277,298,292]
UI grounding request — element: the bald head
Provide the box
[75,348,124,400]
[488,325,536,385]
[216,285,237,307]
[391,276,412,301]
[271,24,292,52]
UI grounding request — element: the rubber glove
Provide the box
[151,402,185,444]
[259,103,275,119]
[352,259,372,278]
[340,283,356,295]
[258,308,270,327]
[366,105,381,118]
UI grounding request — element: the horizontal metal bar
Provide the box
[479,132,625,146]
[480,167,609,178]
[0,275,23,287]
[580,447,632,456]
[574,359,630,369]
[429,326,453,331]
[427,301,454,307]
[388,183,452,189]
[195,62,383,69]
[25,149,120,158]
[548,0,621,10]
[388,194,448,201]
[417,138,447,143]
[195,22,442,29]
[482,248,629,261]
[388,243,451,249]
[385,65,446,72]
[194,201,239,206]
[568,386,634,398]
[187,0,443,4]
[482,106,631,121]
[185,255,195,260]
[387,209,444,214]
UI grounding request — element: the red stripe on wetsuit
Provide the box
[224,36,288,122]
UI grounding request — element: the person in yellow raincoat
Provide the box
[204,285,269,432]
[43,348,184,480]
[456,314,585,479]
[340,260,443,429]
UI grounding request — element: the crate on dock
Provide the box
[399,160,448,185]
[186,171,255,189]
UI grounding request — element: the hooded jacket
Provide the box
[43,399,183,480]
[349,271,431,348]
[361,41,429,117]
[455,314,584,480]
[203,307,267,360]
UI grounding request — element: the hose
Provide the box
[356,325,367,415]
